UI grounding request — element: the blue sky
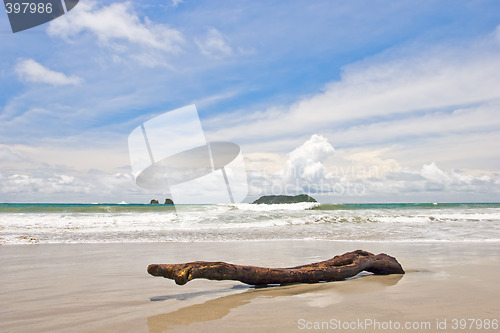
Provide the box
[1,0,499,203]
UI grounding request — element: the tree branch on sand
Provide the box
[147,250,405,286]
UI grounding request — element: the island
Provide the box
[150,198,174,205]
[252,194,317,204]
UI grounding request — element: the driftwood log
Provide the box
[147,250,404,286]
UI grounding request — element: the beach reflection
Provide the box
[147,274,403,332]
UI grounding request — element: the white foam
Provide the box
[229,202,320,211]
[1,204,499,244]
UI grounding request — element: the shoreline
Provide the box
[2,240,499,332]
[3,238,500,245]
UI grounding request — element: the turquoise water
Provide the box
[1,202,499,244]
[0,203,176,213]
[313,202,500,210]
[1,202,498,213]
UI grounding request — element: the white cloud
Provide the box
[207,26,500,148]
[201,25,500,202]
[334,149,401,179]
[244,136,500,201]
[326,102,500,148]
[0,168,148,203]
[15,59,83,86]
[282,134,334,183]
[0,147,25,162]
[421,162,447,185]
[195,28,233,58]
[420,162,481,192]
[192,90,240,108]
[47,1,184,66]
[356,161,498,200]
[247,135,338,196]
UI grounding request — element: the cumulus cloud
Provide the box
[352,162,497,200]
[244,135,500,201]
[202,25,500,202]
[246,134,336,196]
[0,144,140,202]
[15,59,83,85]
[421,162,447,188]
[282,134,334,183]
[0,168,146,203]
[0,173,88,196]
[420,162,479,192]
[195,28,233,58]
[47,1,184,66]
[360,161,499,201]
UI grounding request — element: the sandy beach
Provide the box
[1,240,499,332]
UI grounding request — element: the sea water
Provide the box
[0,203,499,244]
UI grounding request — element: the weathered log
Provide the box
[147,250,404,286]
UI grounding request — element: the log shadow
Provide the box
[147,273,403,332]
[149,285,249,302]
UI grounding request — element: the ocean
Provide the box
[1,202,499,245]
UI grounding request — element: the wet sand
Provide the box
[1,240,499,332]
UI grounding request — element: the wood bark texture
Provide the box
[147,250,405,286]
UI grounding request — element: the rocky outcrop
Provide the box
[150,199,160,204]
[252,194,317,204]
[164,198,174,205]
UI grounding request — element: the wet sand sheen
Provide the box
[1,240,499,332]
